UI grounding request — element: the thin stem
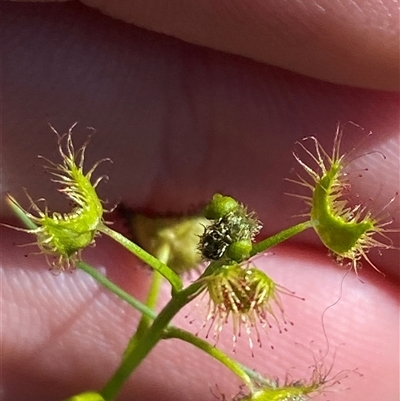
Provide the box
[98,224,183,293]
[146,270,164,309]
[124,270,164,360]
[145,244,170,311]
[101,292,187,400]
[135,270,163,338]
[125,245,167,357]
[164,327,254,391]
[100,261,222,401]
[5,194,37,229]
[77,261,156,320]
[80,259,264,397]
[250,220,313,256]
[80,259,258,395]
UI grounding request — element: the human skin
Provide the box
[0,1,399,401]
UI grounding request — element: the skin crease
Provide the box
[1,2,399,401]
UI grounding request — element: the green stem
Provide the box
[101,293,187,400]
[77,261,156,320]
[134,270,163,339]
[79,260,258,396]
[163,327,254,391]
[136,244,170,335]
[5,194,38,230]
[100,260,222,401]
[145,270,163,310]
[122,269,164,361]
[124,244,168,359]
[250,220,313,256]
[98,224,182,293]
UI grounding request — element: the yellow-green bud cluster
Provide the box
[131,213,210,275]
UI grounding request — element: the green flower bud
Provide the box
[199,197,262,262]
[290,125,399,273]
[235,360,348,401]
[204,193,239,220]
[203,264,292,352]
[4,124,109,271]
[226,239,253,262]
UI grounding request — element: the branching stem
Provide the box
[250,220,313,256]
[164,326,254,391]
[100,260,224,400]
[77,261,157,320]
[98,224,183,293]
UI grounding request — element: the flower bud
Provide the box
[199,196,262,262]
[203,263,290,352]
[235,360,346,401]
[290,125,399,273]
[204,193,239,220]
[4,125,108,271]
[226,239,252,262]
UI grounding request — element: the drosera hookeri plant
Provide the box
[5,123,395,401]
[288,123,399,273]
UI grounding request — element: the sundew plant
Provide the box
[4,124,399,401]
